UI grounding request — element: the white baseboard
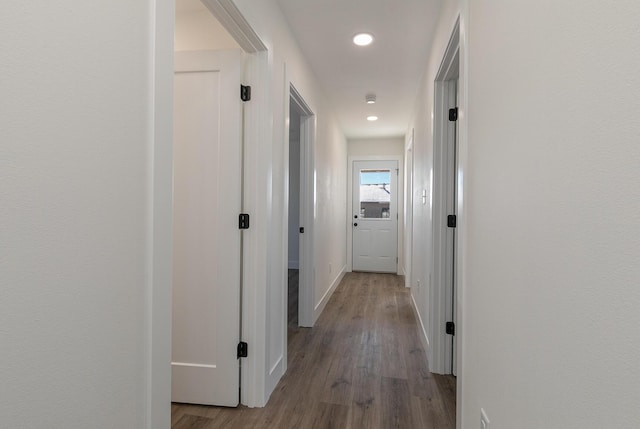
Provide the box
[313,265,346,323]
[410,292,432,372]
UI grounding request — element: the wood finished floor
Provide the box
[172,272,456,429]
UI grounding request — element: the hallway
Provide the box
[171,272,455,428]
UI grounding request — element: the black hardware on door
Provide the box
[237,341,248,358]
[299,227,304,233]
[354,215,358,219]
[446,322,455,336]
[239,213,250,229]
[448,107,458,122]
[447,214,457,228]
[353,223,358,227]
[240,85,251,102]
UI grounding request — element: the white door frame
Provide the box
[404,131,414,287]
[148,2,174,426]
[347,155,403,274]
[284,82,316,338]
[149,1,270,425]
[430,18,460,376]
[200,0,270,409]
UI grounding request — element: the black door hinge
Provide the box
[237,341,248,358]
[447,214,457,228]
[239,213,250,229]
[448,107,458,122]
[446,322,455,336]
[240,85,251,102]
[299,227,304,233]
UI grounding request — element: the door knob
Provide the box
[353,223,358,227]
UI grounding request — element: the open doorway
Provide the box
[171,0,269,408]
[287,97,303,336]
[286,84,315,336]
[151,0,272,421]
[172,0,246,407]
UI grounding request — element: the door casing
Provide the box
[149,0,272,421]
[197,0,271,409]
[404,131,414,288]
[287,85,315,329]
[431,17,460,376]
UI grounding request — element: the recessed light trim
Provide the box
[353,33,374,46]
[367,115,379,121]
[366,93,376,104]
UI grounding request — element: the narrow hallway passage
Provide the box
[172,272,455,428]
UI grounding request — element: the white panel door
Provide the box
[172,49,242,406]
[352,160,398,273]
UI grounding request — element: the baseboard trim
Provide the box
[313,266,346,322]
[410,292,432,371]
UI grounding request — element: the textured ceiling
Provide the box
[276,0,443,139]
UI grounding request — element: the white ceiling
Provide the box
[276,0,443,139]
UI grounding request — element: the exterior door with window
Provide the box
[352,160,398,273]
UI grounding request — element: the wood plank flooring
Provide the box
[172,272,456,429]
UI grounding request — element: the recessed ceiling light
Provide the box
[366,94,376,104]
[367,115,378,121]
[353,33,374,46]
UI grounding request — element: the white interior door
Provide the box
[352,160,398,273]
[172,49,243,406]
[452,78,459,377]
[443,79,458,376]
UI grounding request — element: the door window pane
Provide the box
[360,170,391,219]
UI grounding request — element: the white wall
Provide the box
[175,5,240,51]
[0,1,173,428]
[231,0,348,404]
[411,0,640,428]
[460,1,640,427]
[348,137,405,157]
